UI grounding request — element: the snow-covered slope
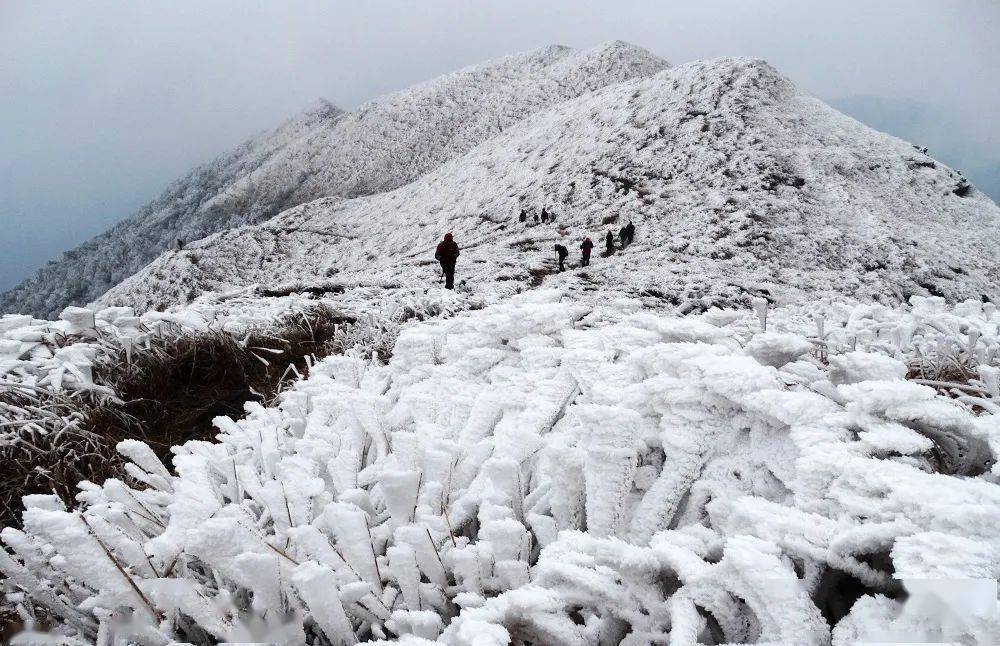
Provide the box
[0,41,667,318]
[0,101,343,319]
[100,57,1000,315]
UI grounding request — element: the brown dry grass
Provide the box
[0,306,353,528]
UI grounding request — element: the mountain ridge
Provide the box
[1,41,667,317]
[98,55,1000,314]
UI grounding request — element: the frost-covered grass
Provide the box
[0,288,482,533]
[4,290,997,644]
[0,304,346,528]
[743,295,1000,415]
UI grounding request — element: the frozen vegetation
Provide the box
[3,290,1000,643]
[0,287,480,459]
[1,42,666,318]
[2,42,1000,644]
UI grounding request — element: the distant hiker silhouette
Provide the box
[618,225,628,249]
[580,237,594,267]
[533,214,539,223]
[624,221,635,245]
[435,233,460,289]
[605,230,614,255]
[554,244,569,272]
[519,209,527,223]
[541,207,549,223]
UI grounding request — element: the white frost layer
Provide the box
[3,290,998,644]
[0,287,479,447]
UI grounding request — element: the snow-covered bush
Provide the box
[1,288,482,531]
[0,302,346,527]
[0,306,173,526]
[755,296,1000,414]
[4,292,996,643]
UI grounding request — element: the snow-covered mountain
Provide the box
[0,41,667,318]
[3,44,1000,644]
[100,56,1000,315]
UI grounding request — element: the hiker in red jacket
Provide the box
[435,233,460,289]
[581,237,594,267]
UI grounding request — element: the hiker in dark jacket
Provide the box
[435,233,460,289]
[605,230,614,255]
[541,207,549,223]
[580,237,594,267]
[554,244,569,272]
[618,225,628,249]
[624,221,635,245]
[519,209,527,223]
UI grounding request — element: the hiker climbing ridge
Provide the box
[554,244,569,272]
[580,237,593,267]
[430,206,640,290]
[435,232,460,289]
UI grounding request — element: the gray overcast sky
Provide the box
[1,1,998,290]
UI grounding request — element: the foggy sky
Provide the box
[1,1,998,291]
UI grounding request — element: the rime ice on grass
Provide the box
[4,290,997,644]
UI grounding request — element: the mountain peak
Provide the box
[592,39,654,55]
[302,97,342,118]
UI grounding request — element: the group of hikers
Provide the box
[434,213,637,290]
[554,221,635,272]
[519,206,555,223]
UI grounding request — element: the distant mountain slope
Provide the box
[830,94,1000,203]
[2,41,667,318]
[100,57,1000,314]
[0,101,344,318]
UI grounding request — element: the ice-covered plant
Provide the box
[3,293,996,644]
[751,296,768,331]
